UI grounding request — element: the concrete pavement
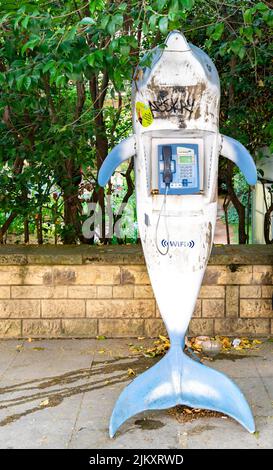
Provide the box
[0,338,272,449]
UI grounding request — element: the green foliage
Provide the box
[0,0,144,242]
[0,0,272,244]
[221,172,252,225]
[202,1,272,153]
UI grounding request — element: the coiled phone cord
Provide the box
[155,184,170,256]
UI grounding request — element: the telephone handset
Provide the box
[162,145,173,186]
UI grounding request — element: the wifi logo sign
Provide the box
[161,239,195,249]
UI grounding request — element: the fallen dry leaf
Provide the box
[221,337,232,349]
[40,399,49,407]
[129,334,263,359]
[127,368,136,377]
[169,405,224,423]
[158,335,168,342]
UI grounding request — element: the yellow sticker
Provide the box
[136,102,153,127]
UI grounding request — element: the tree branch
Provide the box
[75,80,86,120]
[43,75,57,124]
[113,159,134,241]
[99,69,109,109]
[0,213,17,243]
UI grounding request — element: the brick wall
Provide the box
[0,245,272,338]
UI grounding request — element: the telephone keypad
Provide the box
[180,165,193,179]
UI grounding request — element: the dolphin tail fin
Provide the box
[220,134,257,185]
[98,135,136,187]
[110,347,255,437]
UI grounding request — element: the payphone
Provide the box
[98,30,257,438]
[157,140,203,194]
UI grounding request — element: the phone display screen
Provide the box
[178,155,193,164]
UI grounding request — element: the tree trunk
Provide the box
[246,187,251,244]
[61,158,82,244]
[89,76,109,243]
[264,202,273,244]
[262,180,273,244]
[35,212,43,245]
[113,160,134,243]
[95,131,108,242]
[225,56,248,244]
[24,219,29,244]
[0,155,24,243]
[226,160,247,244]
[0,212,17,244]
[223,194,231,244]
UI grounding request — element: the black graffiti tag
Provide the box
[148,88,196,120]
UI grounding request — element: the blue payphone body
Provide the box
[158,143,200,195]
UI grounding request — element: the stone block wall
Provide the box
[0,245,272,338]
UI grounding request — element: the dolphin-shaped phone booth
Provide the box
[98,31,257,437]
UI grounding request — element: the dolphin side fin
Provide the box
[220,134,257,185]
[110,347,255,437]
[98,135,136,187]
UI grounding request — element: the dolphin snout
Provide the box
[165,30,191,52]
